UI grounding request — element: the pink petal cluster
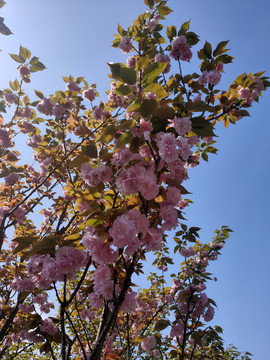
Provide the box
[170,36,192,61]
[116,164,159,200]
[141,336,156,356]
[4,173,19,186]
[156,132,178,163]
[37,97,54,116]
[93,265,114,300]
[141,227,163,251]
[83,88,96,102]
[155,53,171,73]
[119,36,133,54]
[120,291,137,313]
[81,163,113,187]
[66,81,81,92]
[53,104,66,118]
[4,92,17,104]
[159,203,178,231]
[40,319,58,336]
[147,19,157,31]
[19,65,30,77]
[88,293,103,309]
[180,246,196,257]
[126,56,136,68]
[174,117,192,136]
[82,226,117,264]
[178,137,192,161]
[0,129,12,148]
[111,147,141,167]
[19,120,35,134]
[199,70,221,86]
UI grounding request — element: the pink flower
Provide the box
[116,164,159,200]
[111,147,141,167]
[27,135,41,148]
[109,215,138,249]
[83,88,96,102]
[40,319,58,336]
[66,81,81,92]
[174,117,192,136]
[53,104,66,118]
[81,163,113,187]
[93,265,114,300]
[126,56,136,68]
[88,293,103,309]
[37,97,54,116]
[170,36,192,61]
[19,120,35,133]
[0,129,12,148]
[237,87,250,100]
[82,226,117,264]
[19,65,30,77]
[178,137,192,161]
[141,227,163,251]
[141,336,156,356]
[120,291,137,313]
[13,206,25,224]
[207,70,221,86]
[147,19,157,31]
[4,173,19,186]
[216,63,224,72]
[159,203,178,231]
[156,132,178,163]
[193,93,202,102]
[180,246,196,257]
[203,305,215,322]
[119,36,132,54]
[4,92,17,104]
[166,187,181,206]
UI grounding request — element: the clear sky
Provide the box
[1,0,270,358]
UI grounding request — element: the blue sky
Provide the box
[1,0,270,358]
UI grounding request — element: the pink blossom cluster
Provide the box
[19,330,44,343]
[237,77,264,105]
[19,65,31,83]
[81,163,113,187]
[126,56,136,68]
[156,132,178,163]
[27,247,88,286]
[4,92,17,104]
[83,88,96,102]
[4,172,19,186]
[141,335,156,356]
[93,264,114,300]
[120,290,137,313]
[155,53,171,73]
[0,128,12,148]
[111,147,141,167]
[199,70,221,86]
[174,117,192,136]
[170,36,192,61]
[116,163,159,200]
[19,120,35,134]
[82,226,117,264]
[119,36,133,54]
[109,209,150,254]
[37,97,54,116]
[66,81,81,92]
[40,318,58,336]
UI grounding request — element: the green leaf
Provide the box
[197,49,207,60]
[0,16,12,35]
[213,40,230,57]
[127,98,141,113]
[154,319,170,331]
[9,53,25,63]
[35,90,44,99]
[117,119,136,130]
[157,4,172,16]
[167,25,177,41]
[0,1,6,9]
[136,56,151,71]
[142,62,168,87]
[191,117,215,137]
[82,141,98,158]
[179,20,191,35]
[139,99,159,118]
[144,83,169,99]
[107,62,136,85]
[203,41,212,59]
[13,236,39,254]
[216,54,234,64]
[115,84,133,96]
[19,45,31,61]
[116,132,133,147]
[144,0,154,8]
[186,31,200,46]
[187,101,214,112]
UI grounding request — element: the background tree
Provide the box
[0,0,268,359]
